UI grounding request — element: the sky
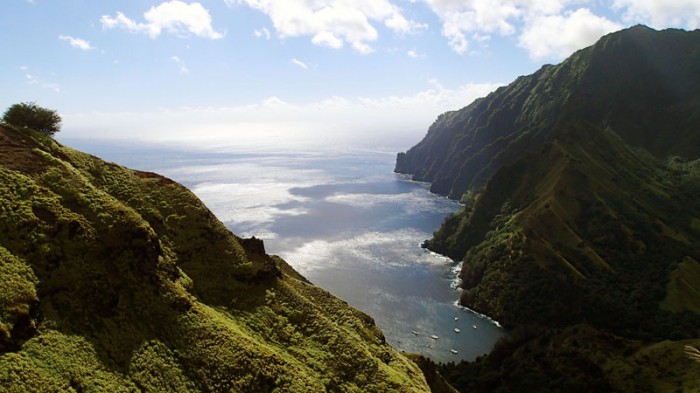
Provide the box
[1,0,699,151]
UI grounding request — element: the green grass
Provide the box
[0,125,433,392]
[441,324,700,393]
[662,257,700,314]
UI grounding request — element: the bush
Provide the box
[2,102,61,136]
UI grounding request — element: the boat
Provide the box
[454,328,461,333]
[430,335,439,340]
[411,330,419,335]
[454,317,459,321]
[473,325,477,329]
[450,349,459,354]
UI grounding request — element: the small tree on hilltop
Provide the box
[2,102,62,136]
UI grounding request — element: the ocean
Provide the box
[64,139,505,363]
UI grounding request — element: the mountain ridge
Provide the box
[396,25,700,200]
[396,25,700,391]
[0,124,453,392]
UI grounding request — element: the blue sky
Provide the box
[2,0,699,150]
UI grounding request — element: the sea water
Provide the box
[64,140,505,363]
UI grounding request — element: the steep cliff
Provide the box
[397,25,700,392]
[396,25,700,199]
[429,124,700,334]
[0,124,438,392]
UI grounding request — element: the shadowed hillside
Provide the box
[0,124,453,392]
[396,25,700,200]
[397,26,700,392]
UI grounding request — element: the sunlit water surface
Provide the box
[66,140,506,363]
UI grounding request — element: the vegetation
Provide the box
[2,102,62,136]
[397,25,700,392]
[0,125,434,392]
[396,25,700,198]
[439,325,700,393]
[685,346,700,363]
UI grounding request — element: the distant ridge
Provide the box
[396,25,700,199]
[397,25,700,392]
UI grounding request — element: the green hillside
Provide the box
[396,25,700,199]
[397,26,700,392]
[0,124,447,392]
[436,125,700,391]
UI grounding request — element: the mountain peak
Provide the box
[399,26,700,391]
[396,25,700,199]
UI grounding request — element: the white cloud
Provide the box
[254,27,271,39]
[357,80,500,115]
[613,0,700,29]
[407,49,419,58]
[58,35,94,50]
[101,1,223,39]
[62,81,502,151]
[385,11,428,34]
[170,56,190,73]
[21,66,60,93]
[425,0,522,54]
[519,8,622,60]
[519,0,572,16]
[231,0,426,54]
[291,58,308,69]
[351,41,374,55]
[422,1,631,59]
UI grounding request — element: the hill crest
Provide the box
[0,124,445,392]
[397,25,700,391]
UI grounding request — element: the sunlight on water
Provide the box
[63,140,506,363]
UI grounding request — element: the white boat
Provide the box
[411,330,419,335]
[454,317,459,321]
[473,325,477,329]
[430,335,439,340]
[454,328,461,333]
[450,349,459,354]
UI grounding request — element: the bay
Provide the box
[63,139,506,363]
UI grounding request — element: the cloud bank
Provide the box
[58,35,93,50]
[227,0,698,61]
[613,0,700,29]
[519,8,623,60]
[62,82,501,150]
[228,0,426,54]
[424,0,620,59]
[101,1,223,39]
[98,1,700,61]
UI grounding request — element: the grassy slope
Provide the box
[432,124,700,391]
[395,26,700,392]
[440,324,700,393]
[0,125,435,392]
[429,124,700,334]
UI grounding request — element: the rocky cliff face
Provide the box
[396,25,700,200]
[0,124,438,392]
[397,26,700,392]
